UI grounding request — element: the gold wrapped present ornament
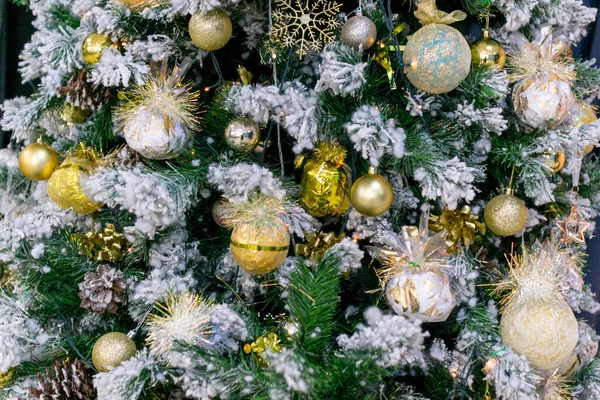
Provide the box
[299,142,351,218]
[295,231,345,265]
[369,214,456,322]
[429,205,486,253]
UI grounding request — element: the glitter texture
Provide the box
[188,8,232,51]
[483,193,527,236]
[341,15,377,50]
[92,332,137,372]
[403,24,471,94]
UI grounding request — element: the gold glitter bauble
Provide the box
[341,15,377,50]
[188,9,232,51]
[542,149,566,173]
[47,156,103,214]
[403,24,471,94]
[500,298,578,370]
[61,104,91,124]
[350,168,394,217]
[300,142,351,217]
[18,142,59,181]
[212,200,229,227]
[513,74,574,130]
[224,117,261,152]
[484,192,527,236]
[92,332,137,372]
[230,220,290,275]
[470,30,506,70]
[82,32,111,64]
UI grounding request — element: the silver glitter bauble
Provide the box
[123,108,190,160]
[224,117,261,152]
[341,15,377,50]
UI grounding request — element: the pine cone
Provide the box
[78,265,126,314]
[57,69,112,110]
[28,359,95,400]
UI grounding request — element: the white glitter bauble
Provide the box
[123,108,190,160]
[513,75,574,129]
[341,15,377,50]
[500,298,578,370]
[385,268,456,322]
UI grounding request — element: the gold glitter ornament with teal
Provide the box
[403,0,471,94]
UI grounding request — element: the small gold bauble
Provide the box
[212,200,229,227]
[500,298,578,370]
[47,156,103,214]
[483,191,527,236]
[224,117,261,152]
[92,332,137,372]
[18,142,59,181]
[403,24,471,94]
[350,167,394,217]
[341,15,377,50]
[542,149,566,173]
[61,104,91,124]
[82,32,111,64]
[470,30,506,70]
[188,9,232,51]
[230,220,290,275]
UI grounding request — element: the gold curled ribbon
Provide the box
[414,0,467,25]
[230,241,289,252]
[295,232,345,264]
[0,369,15,387]
[243,332,282,366]
[72,224,127,262]
[429,206,486,253]
[374,23,407,89]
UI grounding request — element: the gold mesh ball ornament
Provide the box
[18,141,59,181]
[350,167,394,217]
[46,153,103,215]
[82,33,111,64]
[92,332,137,372]
[402,0,471,94]
[483,189,527,237]
[188,9,232,51]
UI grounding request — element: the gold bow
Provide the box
[414,0,467,25]
[374,23,407,89]
[243,332,282,366]
[295,232,345,264]
[0,369,15,387]
[73,224,127,262]
[429,206,486,253]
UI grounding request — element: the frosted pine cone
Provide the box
[28,359,95,400]
[78,265,126,314]
[57,69,112,110]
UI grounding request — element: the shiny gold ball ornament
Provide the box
[300,142,351,217]
[224,117,261,152]
[188,9,232,51]
[47,155,103,214]
[500,297,578,370]
[471,29,506,70]
[82,32,111,64]
[574,102,598,154]
[341,14,377,51]
[230,218,290,275]
[18,142,59,181]
[542,149,566,173]
[484,190,527,236]
[92,332,136,372]
[350,167,394,217]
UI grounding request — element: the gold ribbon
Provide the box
[72,224,127,262]
[243,332,282,366]
[429,206,486,253]
[0,369,15,387]
[230,241,289,252]
[374,23,407,89]
[414,0,467,25]
[295,232,345,264]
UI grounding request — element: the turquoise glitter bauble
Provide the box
[403,24,471,94]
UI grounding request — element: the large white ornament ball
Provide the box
[500,298,578,370]
[385,268,456,322]
[403,24,471,94]
[341,15,377,50]
[513,74,574,129]
[123,108,190,160]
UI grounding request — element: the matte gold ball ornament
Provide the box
[484,189,527,236]
[224,117,261,152]
[350,167,394,217]
[188,8,232,51]
[341,14,377,50]
[92,332,137,372]
[82,32,111,64]
[471,29,506,70]
[18,141,59,181]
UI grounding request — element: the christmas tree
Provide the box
[2,0,600,397]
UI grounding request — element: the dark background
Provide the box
[1,0,600,331]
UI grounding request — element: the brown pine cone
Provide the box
[28,359,95,400]
[78,264,126,314]
[57,69,112,111]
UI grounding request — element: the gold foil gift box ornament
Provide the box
[368,213,456,322]
[429,205,486,253]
